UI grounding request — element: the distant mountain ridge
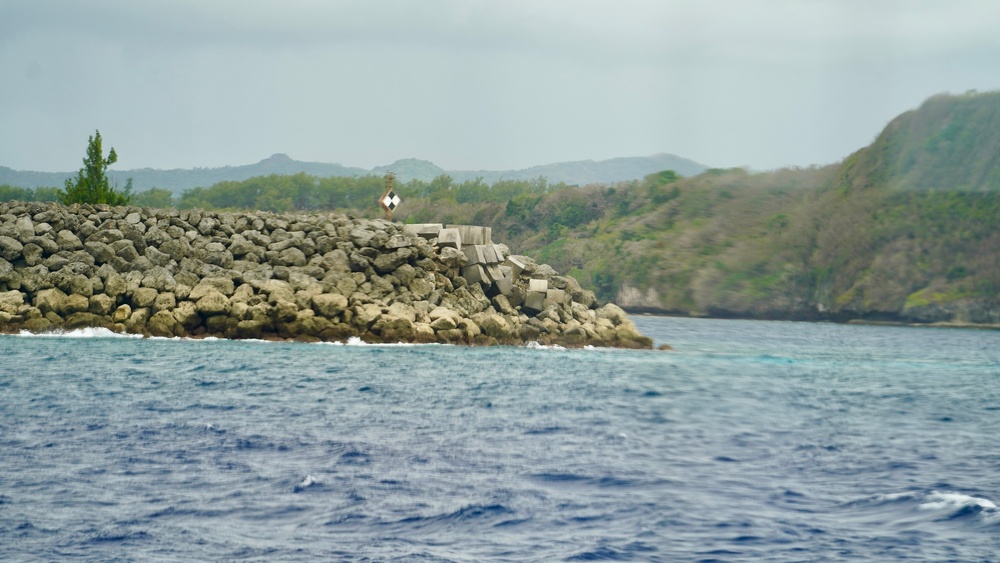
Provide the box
[0,152,708,194]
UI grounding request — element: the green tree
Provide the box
[59,130,132,205]
[132,187,175,208]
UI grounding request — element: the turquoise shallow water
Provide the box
[2,317,999,561]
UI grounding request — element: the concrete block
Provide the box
[438,228,461,250]
[522,291,546,315]
[462,245,487,265]
[507,285,525,307]
[404,223,443,239]
[493,274,514,296]
[492,244,507,262]
[544,289,567,307]
[505,256,526,279]
[453,225,483,246]
[462,264,488,285]
[485,264,505,283]
[482,244,499,263]
[528,278,548,293]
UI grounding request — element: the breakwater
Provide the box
[0,201,651,348]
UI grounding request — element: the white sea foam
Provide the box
[524,341,565,350]
[15,327,143,339]
[872,492,918,503]
[920,491,997,511]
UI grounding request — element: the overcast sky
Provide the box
[2,1,998,173]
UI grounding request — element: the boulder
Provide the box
[89,294,116,316]
[34,287,68,316]
[0,290,25,314]
[55,230,83,251]
[148,310,180,337]
[111,304,132,323]
[195,290,230,316]
[0,236,23,261]
[312,293,349,318]
[131,287,159,308]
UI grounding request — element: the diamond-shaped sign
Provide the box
[381,190,401,211]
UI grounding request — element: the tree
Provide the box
[59,130,132,205]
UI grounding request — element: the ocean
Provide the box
[1,316,998,561]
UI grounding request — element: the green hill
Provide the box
[0,153,707,195]
[8,91,995,326]
[398,91,1000,326]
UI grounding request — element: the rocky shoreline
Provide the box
[0,201,652,348]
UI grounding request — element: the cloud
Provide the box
[1,1,998,172]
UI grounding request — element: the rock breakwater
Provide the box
[0,201,651,348]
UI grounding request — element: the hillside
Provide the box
[0,153,707,194]
[396,91,1000,326]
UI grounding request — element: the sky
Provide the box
[2,0,999,173]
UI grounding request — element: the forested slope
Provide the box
[6,91,997,325]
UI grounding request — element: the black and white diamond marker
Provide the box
[381,190,400,211]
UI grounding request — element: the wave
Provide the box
[292,474,321,493]
[14,327,144,339]
[921,491,1000,522]
[852,490,1000,526]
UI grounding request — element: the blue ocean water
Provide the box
[1,317,999,562]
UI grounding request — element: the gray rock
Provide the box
[0,236,23,261]
[195,290,230,316]
[374,249,410,275]
[131,287,159,308]
[15,216,34,241]
[55,230,84,251]
[276,247,307,267]
[84,241,115,264]
[111,304,132,323]
[0,289,25,314]
[21,243,43,266]
[87,228,124,245]
[312,293,349,318]
[147,310,179,337]
[153,291,177,313]
[0,257,12,281]
[349,228,375,248]
[34,287,68,316]
[144,246,172,267]
[112,240,140,262]
[26,236,59,257]
[89,294,115,316]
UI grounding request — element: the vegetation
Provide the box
[0,184,60,203]
[59,130,132,205]
[4,91,998,323]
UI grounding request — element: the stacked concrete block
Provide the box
[520,278,549,315]
[462,245,488,265]
[426,224,586,319]
[403,223,443,239]
[461,264,488,285]
[544,289,567,308]
[523,291,546,315]
[528,279,548,293]
[437,228,461,249]
[493,268,514,295]
[453,225,492,246]
[504,255,526,279]
[492,244,507,262]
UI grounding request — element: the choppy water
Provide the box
[2,317,999,561]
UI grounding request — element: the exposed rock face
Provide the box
[0,202,652,348]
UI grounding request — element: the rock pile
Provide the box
[0,201,652,348]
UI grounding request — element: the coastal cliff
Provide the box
[0,201,651,348]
